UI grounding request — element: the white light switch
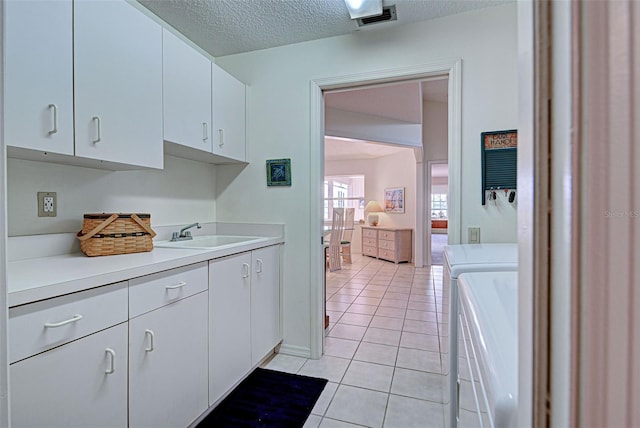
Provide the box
[468,227,480,244]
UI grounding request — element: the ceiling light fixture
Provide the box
[344,0,383,20]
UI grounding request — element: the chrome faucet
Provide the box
[170,222,202,241]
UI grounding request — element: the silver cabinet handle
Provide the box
[92,116,101,143]
[48,104,58,135]
[105,348,116,374]
[165,281,187,290]
[218,129,224,147]
[203,122,209,141]
[145,329,155,352]
[242,263,250,278]
[256,259,263,273]
[44,314,83,328]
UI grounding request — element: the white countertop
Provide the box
[8,235,283,307]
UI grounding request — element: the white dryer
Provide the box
[458,271,518,428]
[443,244,518,428]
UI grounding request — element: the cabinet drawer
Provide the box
[363,245,377,256]
[362,228,377,239]
[9,282,128,363]
[378,239,396,250]
[363,237,377,247]
[130,262,207,318]
[378,248,397,261]
[379,230,396,241]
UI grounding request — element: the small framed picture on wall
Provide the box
[384,187,405,213]
[266,158,292,186]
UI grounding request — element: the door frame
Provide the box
[309,59,462,359]
[425,159,449,266]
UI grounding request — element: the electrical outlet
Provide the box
[468,227,481,244]
[37,192,57,217]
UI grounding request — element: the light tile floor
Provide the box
[262,255,448,428]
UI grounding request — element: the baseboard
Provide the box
[277,343,311,359]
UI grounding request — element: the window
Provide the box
[431,193,448,219]
[324,175,365,225]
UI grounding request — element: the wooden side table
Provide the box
[361,226,412,263]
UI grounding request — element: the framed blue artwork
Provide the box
[266,158,291,186]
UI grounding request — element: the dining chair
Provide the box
[326,208,345,272]
[340,208,355,264]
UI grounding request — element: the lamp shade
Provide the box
[364,200,383,213]
[364,200,383,226]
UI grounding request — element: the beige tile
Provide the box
[369,315,404,331]
[298,355,350,383]
[262,353,307,373]
[324,337,360,359]
[353,296,382,306]
[396,347,442,373]
[303,414,322,428]
[400,331,441,352]
[379,298,409,309]
[311,381,339,416]
[328,323,367,341]
[405,309,439,322]
[375,306,406,319]
[325,385,389,428]
[402,319,439,335]
[391,368,444,402]
[347,304,378,315]
[342,360,394,392]
[384,394,445,428]
[353,341,399,366]
[339,312,373,327]
[363,327,402,346]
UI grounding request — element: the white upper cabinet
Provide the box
[212,63,247,162]
[4,0,74,155]
[74,0,163,169]
[162,29,213,153]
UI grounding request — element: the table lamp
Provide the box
[364,200,383,226]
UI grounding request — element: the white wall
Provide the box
[6,155,217,236]
[423,100,448,161]
[215,4,518,353]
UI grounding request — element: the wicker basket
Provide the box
[77,213,156,257]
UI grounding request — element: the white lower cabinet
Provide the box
[209,245,281,405]
[209,251,252,405]
[10,322,128,428]
[129,292,208,428]
[129,262,209,428]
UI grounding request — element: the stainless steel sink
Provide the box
[155,235,267,250]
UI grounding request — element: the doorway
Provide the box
[309,60,462,359]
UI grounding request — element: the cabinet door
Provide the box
[4,0,74,155]
[129,292,208,428]
[251,246,281,365]
[209,252,252,405]
[162,29,213,152]
[212,64,246,162]
[10,323,128,428]
[74,0,163,169]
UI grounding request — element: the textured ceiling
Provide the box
[137,0,512,57]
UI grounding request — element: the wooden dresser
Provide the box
[361,226,413,263]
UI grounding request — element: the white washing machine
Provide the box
[443,244,518,428]
[458,271,518,428]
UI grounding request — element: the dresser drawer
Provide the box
[129,262,208,318]
[363,237,377,247]
[9,282,128,363]
[378,239,396,250]
[362,245,378,256]
[362,228,377,239]
[378,230,396,241]
[378,248,397,261]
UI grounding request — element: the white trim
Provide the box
[426,160,449,266]
[277,344,312,359]
[0,0,10,424]
[517,1,534,426]
[310,60,463,359]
